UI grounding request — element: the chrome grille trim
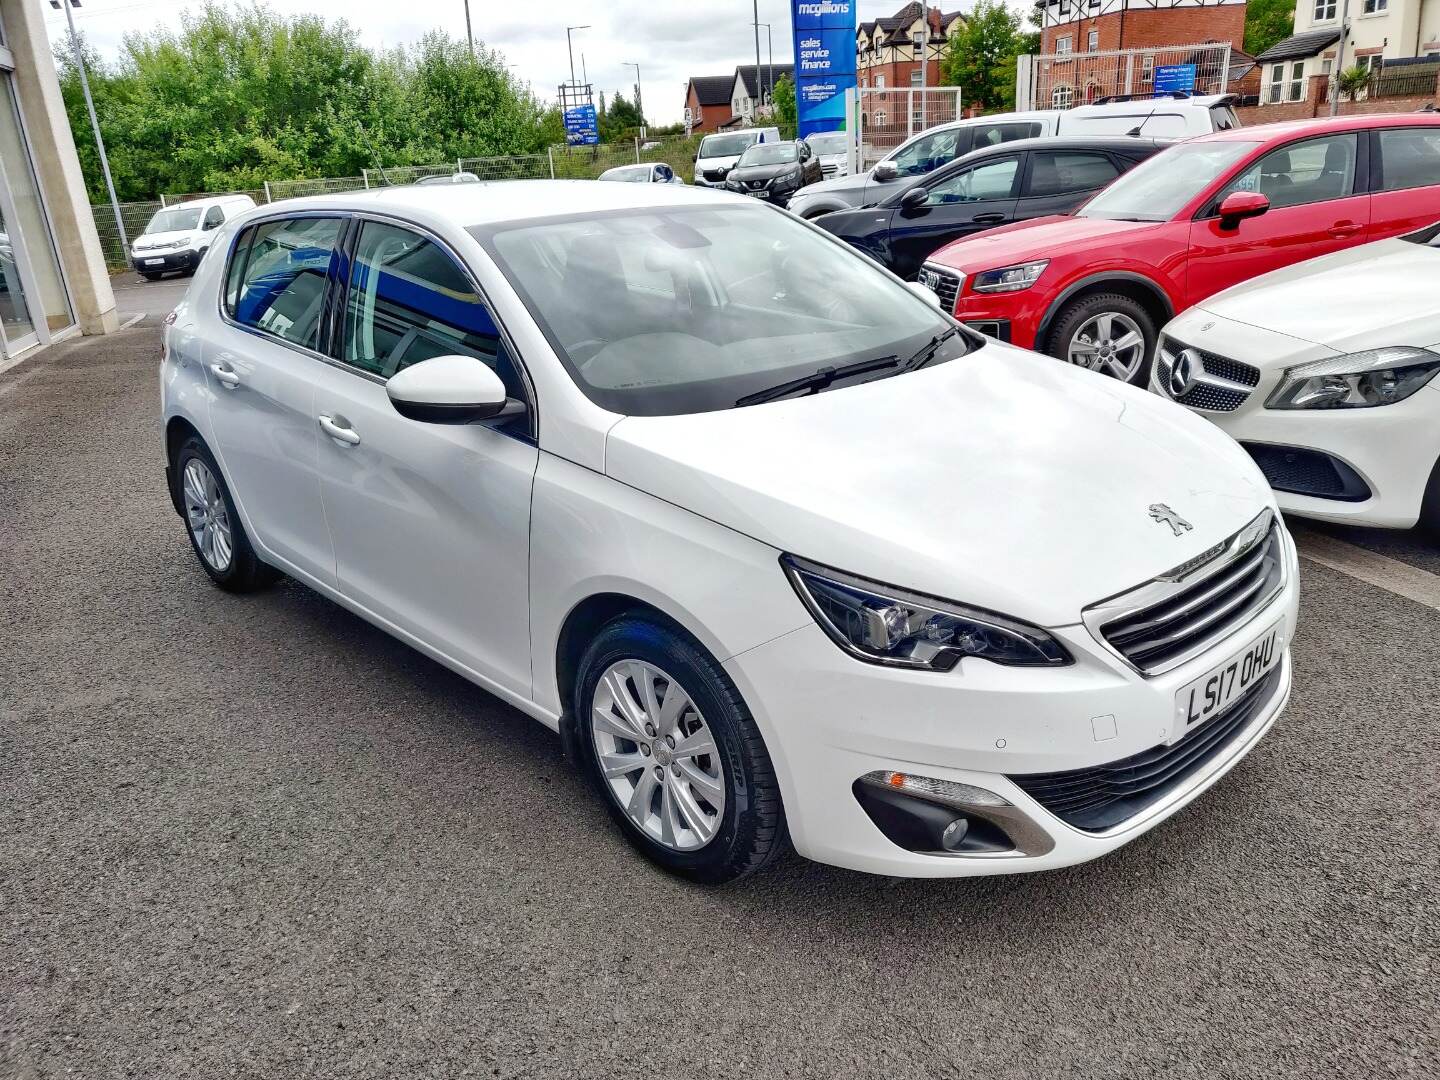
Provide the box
[1154,335,1261,413]
[918,263,963,314]
[1083,510,1286,677]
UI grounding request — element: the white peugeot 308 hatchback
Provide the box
[160,182,1299,883]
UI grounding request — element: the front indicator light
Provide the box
[1266,347,1440,409]
[970,260,1049,294]
[782,556,1071,670]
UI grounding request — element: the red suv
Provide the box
[919,114,1440,384]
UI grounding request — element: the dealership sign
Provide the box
[563,104,599,146]
[791,0,855,138]
[1153,64,1197,94]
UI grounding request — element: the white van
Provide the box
[693,127,782,187]
[130,194,257,280]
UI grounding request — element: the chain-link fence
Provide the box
[856,87,963,168]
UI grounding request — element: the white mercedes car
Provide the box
[1156,222,1440,532]
[160,181,1298,883]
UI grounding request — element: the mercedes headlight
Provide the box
[970,260,1049,294]
[782,556,1070,670]
[1266,347,1440,410]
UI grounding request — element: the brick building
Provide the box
[683,76,735,134]
[857,2,967,91]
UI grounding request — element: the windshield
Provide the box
[144,207,202,234]
[1079,140,1258,222]
[474,205,967,416]
[604,167,650,182]
[738,143,798,167]
[807,133,848,155]
[699,132,760,158]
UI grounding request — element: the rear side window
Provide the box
[225,217,342,350]
[1024,151,1120,198]
[1377,128,1440,192]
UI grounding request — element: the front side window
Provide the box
[1377,128,1440,192]
[1080,140,1258,221]
[925,157,1020,204]
[476,205,964,416]
[203,206,224,229]
[1224,133,1357,209]
[226,216,341,350]
[1024,151,1120,198]
[889,128,961,176]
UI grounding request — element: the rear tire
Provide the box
[1045,292,1158,386]
[173,436,279,593]
[575,616,787,884]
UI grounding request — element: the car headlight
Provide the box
[782,556,1071,670]
[970,260,1049,294]
[1266,347,1440,410]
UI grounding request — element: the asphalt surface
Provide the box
[2,283,1438,1078]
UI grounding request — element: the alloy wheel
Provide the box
[590,660,726,851]
[1067,311,1146,382]
[182,458,234,572]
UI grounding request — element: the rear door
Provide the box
[886,153,1023,279]
[1368,126,1440,239]
[1014,148,1123,225]
[1184,131,1371,308]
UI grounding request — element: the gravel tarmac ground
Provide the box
[2,290,1437,1079]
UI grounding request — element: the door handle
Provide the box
[209,362,242,389]
[1328,222,1363,238]
[318,414,361,446]
[971,213,1007,225]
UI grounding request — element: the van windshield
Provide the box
[144,207,203,234]
[1079,140,1257,222]
[699,132,760,158]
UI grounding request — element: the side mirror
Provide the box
[1217,191,1270,230]
[203,219,220,231]
[906,280,941,308]
[386,355,516,424]
[873,161,898,182]
[900,186,928,209]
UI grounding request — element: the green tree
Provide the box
[599,90,645,141]
[939,1,1029,112]
[1337,64,1371,101]
[1244,0,1295,59]
[772,75,796,135]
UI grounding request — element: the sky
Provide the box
[43,0,987,126]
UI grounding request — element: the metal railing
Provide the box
[1024,43,1233,111]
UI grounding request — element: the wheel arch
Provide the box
[164,415,205,515]
[1036,272,1175,355]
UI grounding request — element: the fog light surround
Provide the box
[855,770,1055,857]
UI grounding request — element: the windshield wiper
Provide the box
[898,326,963,372]
[735,353,901,407]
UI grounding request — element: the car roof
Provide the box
[1195,112,1440,144]
[967,134,1172,155]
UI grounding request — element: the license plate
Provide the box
[1173,621,1283,741]
[750,190,769,198]
[143,258,164,266]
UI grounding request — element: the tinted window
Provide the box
[1025,151,1120,198]
[340,221,523,403]
[972,122,1041,148]
[1226,134,1357,209]
[889,128,962,177]
[227,217,341,350]
[926,157,1019,204]
[1378,128,1440,192]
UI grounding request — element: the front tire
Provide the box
[140,272,162,282]
[173,436,279,593]
[575,616,786,884]
[1045,292,1158,385]
[1420,454,1440,538]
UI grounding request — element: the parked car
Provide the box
[724,140,822,207]
[1155,220,1440,532]
[804,130,852,178]
[130,194,256,280]
[920,115,1440,386]
[161,180,1297,884]
[814,136,1169,281]
[692,127,781,187]
[787,94,1240,220]
[414,172,481,185]
[599,163,683,185]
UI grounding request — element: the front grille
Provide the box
[703,169,727,182]
[821,163,838,176]
[1087,513,1283,675]
[1009,668,1280,832]
[749,179,767,190]
[1155,336,1261,413]
[1241,443,1371,502]
[918,263,962,314]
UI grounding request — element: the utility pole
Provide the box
[624,63,645,132]
[50,0,128,253]
[752,23,773,114]
[566,24,590,86]
[752,0,762,114]
[463,0,474,58]
[1330,0,1350,116]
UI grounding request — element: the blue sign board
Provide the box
[791,0,856,139]
[1153,64,1197,94]
[563,104,599,146]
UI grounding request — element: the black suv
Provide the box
[724,141,823,208]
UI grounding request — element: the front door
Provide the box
[205,215,345,582]
[309,218,539,699]
[1185,132,1371,309]
[887,154,1022,279]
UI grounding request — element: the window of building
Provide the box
[1056,35,1073,58]
[227,217,342,350]
[1060,0,1071,14]
[1288,61,1306,101]
[913,31,925,58]
[1052,84,1075,108]
[1141,55,1154,83]
[1361,0,1387,12]
[911,69,924,86]
[1314,0,1337,20]
[876,74,886,88]
[1087,30,1099,52]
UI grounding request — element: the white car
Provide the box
[130,194,256,280]
[598,163,683,185]
[692,127,781,187]
[804,130,852,179]
[1156,223,1440,532]
[160,181,1297,883]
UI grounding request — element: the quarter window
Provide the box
[1024,151,1120,198]
[1225,133,1358,210]
[226,216,341,350]
[339,221,524,405]
[925,157,1020,204]
[1377,128,1440,192]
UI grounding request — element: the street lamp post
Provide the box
[566,25,591,86]
[463,0,474,59]
[752,22,773,115]
[623,62,644,131]
[49,0,128,252]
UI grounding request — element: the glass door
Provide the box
[0,195,37,352]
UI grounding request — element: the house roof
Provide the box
[735,63,795,98]
[687,75,733,106]
[1255,28,1342,64]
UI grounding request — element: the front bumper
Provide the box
[727,185,800,207]
[131,247,200,274]
[723,531,1300,878]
